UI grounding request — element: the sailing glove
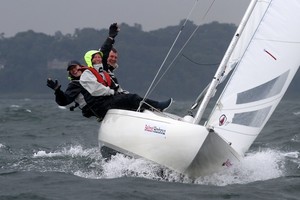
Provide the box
[109,23,119,38]
[47,78,61,91]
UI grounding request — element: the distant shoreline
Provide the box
[0,93,299,101]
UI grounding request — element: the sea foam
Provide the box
[31,145,288,186]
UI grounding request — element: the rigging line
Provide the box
[138,0,199,111]
[147,0,217,96]
[182,54,219,66]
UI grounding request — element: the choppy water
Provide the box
[0,98,299,200]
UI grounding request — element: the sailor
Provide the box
[47,60,94,118]
[79,49,173,120]
[107,48,118,74]
[83,49,126,93]
[47,23,119,118]
[106,48,122,85]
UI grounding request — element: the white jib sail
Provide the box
[207,0,300,156]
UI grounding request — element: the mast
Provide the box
[193,0,259,124]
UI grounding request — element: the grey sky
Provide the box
[0,0,250,37]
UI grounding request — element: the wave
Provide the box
[194,149,285,186]
[33,145,98,158]
[29,145,294,186]
[293,111,300,115]
[5,104,32,114]
[58,106,67,110]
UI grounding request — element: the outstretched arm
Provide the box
[100,23,119,71]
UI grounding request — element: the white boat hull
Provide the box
[98,109,241,177]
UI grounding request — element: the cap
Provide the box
[67,60,81,71]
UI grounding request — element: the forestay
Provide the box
[206,0,300,155]
[222,0,270,79]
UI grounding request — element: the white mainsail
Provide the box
[206,0,300,155]
[222,0,270,79]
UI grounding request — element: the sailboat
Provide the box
[98,0,300,177]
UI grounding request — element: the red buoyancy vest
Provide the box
[81,67,112,87]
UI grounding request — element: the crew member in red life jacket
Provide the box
[79,50,173,120]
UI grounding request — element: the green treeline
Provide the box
[0,20,299,100]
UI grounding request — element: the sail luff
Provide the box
[206,0,300,155]
[193,0,259,124]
